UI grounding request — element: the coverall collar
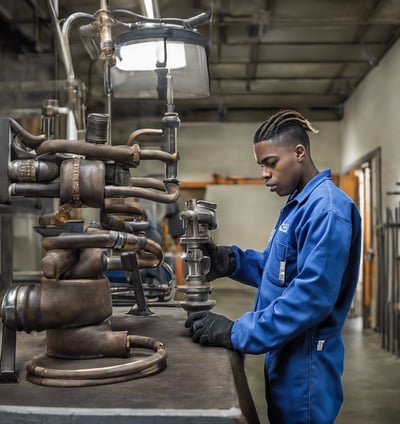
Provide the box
[287,169,332,205]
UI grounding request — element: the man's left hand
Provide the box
[185,311,234,349]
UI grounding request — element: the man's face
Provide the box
[254,139,303,197]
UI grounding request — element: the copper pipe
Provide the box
[36,140,142,165]
[106,247,161,270]
[43,231,144,251]
[36,140,178,166]
[101,198,147,232]
[46,322,130,359]
[42,232,163,267]
[129,176,169,190]
[126,128,163,146]
[26,335,167,387]
[10,181,60,197]
[103,198,145,216]
[9,118,46,148]
[105,180,180,204]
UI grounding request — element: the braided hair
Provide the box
[253,110,319,150]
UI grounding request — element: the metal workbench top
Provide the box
[0,305,259,423]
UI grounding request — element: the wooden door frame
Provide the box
[343,147,382,329]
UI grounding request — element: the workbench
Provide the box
[0,305,260,423]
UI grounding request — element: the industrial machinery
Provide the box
[0,0,216,387]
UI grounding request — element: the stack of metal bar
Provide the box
[377,189,400,356]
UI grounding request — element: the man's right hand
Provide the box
[202,241,236,281]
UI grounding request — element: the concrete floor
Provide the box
[211,278,400,424]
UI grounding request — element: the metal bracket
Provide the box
[0,324,18,383]
[121,252,153,316]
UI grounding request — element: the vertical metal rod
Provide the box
[121,252,153,316]
[138,0,160,18]
[0,325,18,383]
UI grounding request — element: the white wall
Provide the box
[177,121,341,182]
[341,38,400,210]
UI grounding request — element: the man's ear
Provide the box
[294,144,306,162]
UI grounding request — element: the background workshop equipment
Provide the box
[0,1,400,423]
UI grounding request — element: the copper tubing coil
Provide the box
[35,140,178,166]
[126,128,163,146]
[26,335,167,387]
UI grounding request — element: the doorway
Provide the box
[341,148,382,330]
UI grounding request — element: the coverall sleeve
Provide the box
[230,245,269,288]
[230,209,353,354]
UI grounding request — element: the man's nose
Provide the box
[262,168,271,179]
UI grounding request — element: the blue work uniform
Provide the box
[229,169,362,424]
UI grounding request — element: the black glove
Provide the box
[202,241,236,282]
[185,311,234,349]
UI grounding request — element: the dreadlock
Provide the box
[253,110,319,149]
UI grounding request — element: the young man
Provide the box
[185,110,362,424]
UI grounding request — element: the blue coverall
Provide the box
[229,169,362,424]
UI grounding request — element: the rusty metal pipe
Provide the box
[103,198,145,215]
[9,118,46,148]
[46,322,129,359]
[126,128,163,146]
[42,232,163,267]
[42,231,143,251]
[105,180,180,204]
[10,181,60,198]
[26,334,167,387]
[106,248,161,270]
[101,199,147,232]
[129,177,169,190]
[36,140,178,166]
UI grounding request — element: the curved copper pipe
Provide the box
[42,231,142,250]
[42,232,163,268]
[36,140,177,166]
[129,177,168,190]
[10,118,46,148]
[101,198,146,232]
[103,198,145,215]
[46,322,129,359]
[126,128,163,146]
[26,334,167,387]
[105,180,180,204]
